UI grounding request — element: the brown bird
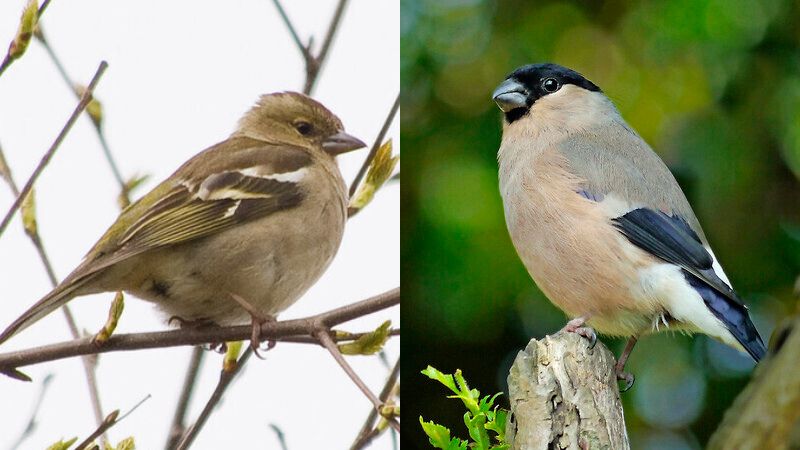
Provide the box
[0,92,365,350]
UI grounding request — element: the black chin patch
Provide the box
[505,108,529,123]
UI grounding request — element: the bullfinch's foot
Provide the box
[614,335,639,391]
[561,317,597,349]
[616,369,635,392]
[229,293,277,358]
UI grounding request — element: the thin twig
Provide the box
[74,395,150,450]
[8,373,54,450]
[314,330,378,408]
[36,26,128,201]
[349,94,400,197]
[351,357,400,450]
[271,0,351,95]
[307,0,349,94]
[164,347,205,450]
[268,424,289,450]
[0,288,399,374]
[270,0,313,63]
[0,144,108,437]
[175,348,254,450]
[39,0,53,16]
[314,328,400,432]
[0,60,109,237]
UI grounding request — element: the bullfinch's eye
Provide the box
[542,78,560,93]
[294,121,314,136]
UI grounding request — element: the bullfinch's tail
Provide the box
[685,273,766,361]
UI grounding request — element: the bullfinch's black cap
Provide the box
[493,63,601,123]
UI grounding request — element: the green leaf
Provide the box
[478,392,502,414]
[452,370,480,414]
[92,292,125,345]
[420,417,456,449]
[105,437,135,450]
[0,148,11,187]
[448,438,469,450]
[8,0,38,59]
[348,139,398,215]
[486,407,508,443]
[464,412,490,450]
[20,187,37,238]
[223,340,243,372]
[46,437,77,450]
[421,366,511,448]
[338,320,391,355]
[421,365,458,393]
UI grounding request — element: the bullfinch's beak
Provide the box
[493,78,528,112]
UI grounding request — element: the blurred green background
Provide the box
[401,0,800,448]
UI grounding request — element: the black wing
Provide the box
[612,208,765,361]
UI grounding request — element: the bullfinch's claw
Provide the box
[585,329,598,349]
[560,317,597,349]
[617,370,635,392]
[573,326,597,349]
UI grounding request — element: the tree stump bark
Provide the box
[506,332,630,450]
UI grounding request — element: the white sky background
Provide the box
[0,1,399,449]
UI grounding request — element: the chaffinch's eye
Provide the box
[294,121,314,136]
[542,78,560,93]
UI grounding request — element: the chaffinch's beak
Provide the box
[322,131,367,155]
[493,78,528,112]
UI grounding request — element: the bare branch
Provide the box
[270,0,352,95]
[0,288,399,374]
[349,94,400,198]
[74,395,149,450]
[35,26,129,203]
[351,357,400,450]
[0,60,109,237]
[74,412,119,450]
[268,424,289,450]
[39,0,53,15]
[315,328,400,433]
[308,0,349,94]
[270,0,313,63]
[175,348,254,450]
[164,347,205,450]
[0,144,108,435]
[8,373,54,450]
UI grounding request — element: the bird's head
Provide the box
[493,63,612,129]
[236,92,365,156]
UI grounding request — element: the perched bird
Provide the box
[0,92,365,350]
[492,63,765,387]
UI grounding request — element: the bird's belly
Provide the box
[501,176,659,336]
[103,201,345,325]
